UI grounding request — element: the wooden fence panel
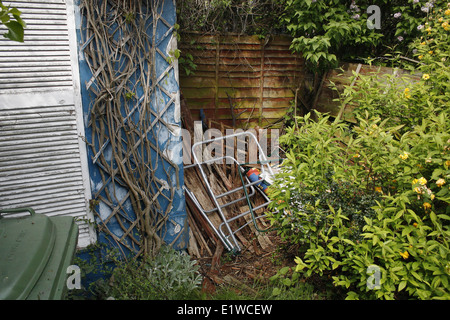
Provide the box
[179,33,304,128]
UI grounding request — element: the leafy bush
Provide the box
[339,71,431,134]
[282,0,431,71]
[96,246,202,300]
[270,111,450,299]
[280,176,380,247]
[341,2,450,133]
[269,2,450,300]
[270,112,382,245]
[269,266,321,300]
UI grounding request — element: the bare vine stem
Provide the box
[80,0,177,258]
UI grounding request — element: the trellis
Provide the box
[78,0,184,258]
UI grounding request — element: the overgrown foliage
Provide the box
[269,1,450,300]
[105,245,202,300]
[282,0,433,72]
[342,2,450,133]
[71,245,202,300]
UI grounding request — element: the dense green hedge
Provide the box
[269,2,450,300]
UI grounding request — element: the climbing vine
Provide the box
[80,0,180,259]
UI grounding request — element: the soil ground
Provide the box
[195,231,300,297]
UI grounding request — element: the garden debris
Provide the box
[181,92,288,293]
[181,93,276,257]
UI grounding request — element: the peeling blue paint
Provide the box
[74,0,187,256]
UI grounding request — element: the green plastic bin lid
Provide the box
[0,208,78,300]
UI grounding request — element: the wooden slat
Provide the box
[179,33,304,128]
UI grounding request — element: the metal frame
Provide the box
[185,131,274,252]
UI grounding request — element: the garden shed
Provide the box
[0,0,186,256]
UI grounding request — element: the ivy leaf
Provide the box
[3,20,24,42]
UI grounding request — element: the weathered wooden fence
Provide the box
[179,33,305,129]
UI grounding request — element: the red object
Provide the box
[246,168,269,194]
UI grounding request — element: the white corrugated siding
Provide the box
[0,0,95,247]
[0,0,72,92]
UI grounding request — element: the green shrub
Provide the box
[282,0,430,71]
[269,266,321,300]
[97,246,202,300]
[278,176,380,247]
[269,109,450,299]
[346,1,450,128]
[269,4,450,298]
[339,71,433,134]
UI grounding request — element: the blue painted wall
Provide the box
[74,0,187,257]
